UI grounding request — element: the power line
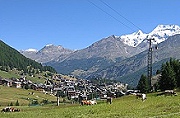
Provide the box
[87,0,136,32]
[99,0,142,31]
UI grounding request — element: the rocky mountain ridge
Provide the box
[21,24,180,63]
[20,44,74,63]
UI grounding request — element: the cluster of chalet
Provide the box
[0,76,33,89]
[52,75,128,100]
[0,76,55,91]
[0,75,128,100]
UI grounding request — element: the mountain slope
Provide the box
[58,35,139,60]
[46,25,180,78]
[0,40,56,73]
[47,35,141,76]
[21,44,73,63]
[87,34,180,86]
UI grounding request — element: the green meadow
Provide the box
[0,70,46,84]
[0,85,57,106]
[0,85,180,118]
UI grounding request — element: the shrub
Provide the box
[15,100,19,106]
[41,99,49,104]
[10,102,13,106]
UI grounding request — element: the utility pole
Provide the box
[57,95,60,106]
[57,90,60,106]
[147,38,155,91]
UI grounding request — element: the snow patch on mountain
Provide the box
[25,48,38,52]
[45,44,53,47]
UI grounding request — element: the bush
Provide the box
[15,100,19,106]
[10,102,13,106]
[41,99,49,104]
[32,100,39,105]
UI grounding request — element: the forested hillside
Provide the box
[0,40,56,74]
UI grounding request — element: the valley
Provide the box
[1,1,180,117]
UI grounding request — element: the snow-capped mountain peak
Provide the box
[148,24,180,44]
[120,30,147,47]
[119,24,180,47]
[153,24,180,32]
[134,30,143,35]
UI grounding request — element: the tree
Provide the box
[159,62,176,91]
[15,100,19,106]
[57,90,66,99]
[156,69,161,75]
[169,58,180,88]
[137,74,149,93]
[0,40,57,73]
[10,102,13,106]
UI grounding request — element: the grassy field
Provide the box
[0,70,76,84]
[0,86,180,118]
[0,70,19,79]
[0,70,47,84]
[0,85,57,106]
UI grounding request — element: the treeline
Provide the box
[0,40,56,73]
[137,58,180,93]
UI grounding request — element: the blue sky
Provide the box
[0,0,180,50]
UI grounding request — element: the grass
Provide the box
[1,70,179,117]
[0,70,48,84]
[0,70,19,79]
[0,70,77,84]
[0,85,57,106]
[0,86,180,118]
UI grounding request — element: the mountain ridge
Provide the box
[22,24,180,53]
[21,44,74,63]
[0,40,56,73]
[20,24,180,87]
[119,24,180,47]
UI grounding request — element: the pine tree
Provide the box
[137,74,149,93]
[0,40,57,73]
[159,62,176,91]
[169,58,180,87]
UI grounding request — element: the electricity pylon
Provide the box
[147,38,155,91]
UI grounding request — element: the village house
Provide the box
[1,79,13,87]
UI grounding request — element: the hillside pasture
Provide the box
[1,90,180,118]
[0,85,57,106]
[0,70,46,84]
[0,70,19,79]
